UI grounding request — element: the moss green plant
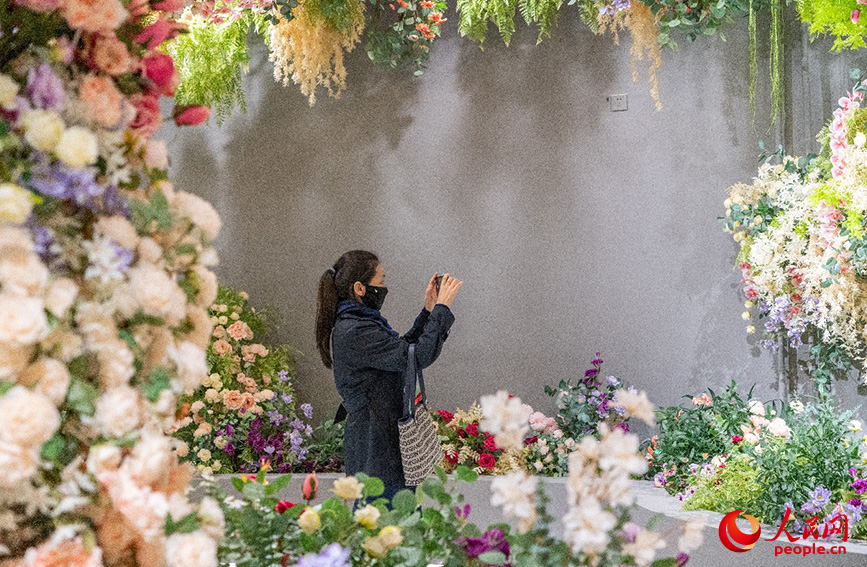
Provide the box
[682,452,763,516]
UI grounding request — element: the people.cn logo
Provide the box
[719,510,762,552]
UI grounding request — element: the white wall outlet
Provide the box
[608,94,628,112]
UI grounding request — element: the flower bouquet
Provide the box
[171,285,316,474]
[433,404,527,475]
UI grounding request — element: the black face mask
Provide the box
[361,284,388,311]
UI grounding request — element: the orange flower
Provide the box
[223,390,244,410]
[415,22,430,34]
[419,0,433,6]
[429,12,444,23]
[389,3,395,8]
[398,0,409,7]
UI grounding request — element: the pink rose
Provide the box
[226,321,253,341]
[144,139,168,169]
[128,93,162,135]
[79,74,122,127]
[14,0,60,13]
[152,0,184,10]
[143,52,179,97]
[852,9,860,24]
[173,105,211,126]
[61,0,128,33]
[135,19,180,50]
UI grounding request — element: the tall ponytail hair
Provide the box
[316,250,380,368]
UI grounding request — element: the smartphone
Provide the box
[435,274,444,292]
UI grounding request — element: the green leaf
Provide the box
[231,477,245,493]
[143,368,171,402]
[455,464,478,483]
[266,473,293,496]
[362,476,385,498]
[242,481,266,500]
[67,377,99,416]
[392,489,418,515]
[165,512,200,535]
[478,551,507,565]
[668,19,681,27]
[0,382,13,396]
[651,559,678,567]
[41,435,65,461]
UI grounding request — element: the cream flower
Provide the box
[612,389,656,426]
[45,278,78,318]
[86,444,123,476]
[0,183,35,224]
[767,417,791,438]
[165,531,218,567]
[0,440,39,488]
[563,497,616,553]
[332,476,364,500]
[169,341,208,393]
[678,516,706,553]
[298,507,321,534]
[789,400,805,414]
[197,449,211,462]
[0,386,60,447]
[124,430,173,487]
[0,294,49,346]
[193,266,218,308]
[362,536,387,558]
[173,190,222,241]
[0,342,33,380]
[55,126,99,167]
[622,529,666,566]
[354,504,381,529]
[0,74,18,109]
[18,357,70,406]
[490,472,537,533]
[747,400,766,416]
[94,386,142,438]
[198,496,225,540]
[480,390,531,451]
[21,109,64,152]
[128,264,187,325]
[94,216,139,249]
[378,526,403,549]
[0,246,48,297]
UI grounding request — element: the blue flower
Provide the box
[278,370,290,382]
[301,403,313,420]
[282,393,293,404]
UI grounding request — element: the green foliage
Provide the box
[365,0,447,74]
[0,0,65,70]
[647,381,754,492]
[750,396,859,522]
[302,419,346,473]
[682,452,763,515]
[641,0,755,48]
[168,14,270,124]
[456,0,565,47]
[797,0,867,51]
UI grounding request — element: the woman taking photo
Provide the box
[315,250,462,500]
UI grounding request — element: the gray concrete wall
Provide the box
[162,13,866,432]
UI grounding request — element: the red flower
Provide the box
[457,429,466,438]
[731,435,744,444]
[524,436,538,445]
[483,437,498,452]
[478,453,496,469]
[275,501,296,514]
[173,105,210,126]
[446,451,459,465]
[437,410,454,422]
[465,423,479,437]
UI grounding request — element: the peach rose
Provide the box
[62,0,128,33]
[222,390,243,410]
[240,393,255,411]
[19,536,102,567]
[90,34,135,76]
[79,74,122,127]
[212,339,231,355]
[128,93,161,135]
[226,321,253,341]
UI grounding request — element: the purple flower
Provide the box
[654,472,667,488]
[305,425,313,436]
[224,442,235,456]
[278,370,290,382]
[849,498,863,509]
[268,411,285,426]
[455,528,509,563]
[455,504,471,519]
[264,445,275,455]
[296,543,351,567]
[620,522,640,543]
[802,485,832,514]
[851,479,867,494]
[845,502,863,524]
[26,157,128,216]
[585,368,598,377]
[689,464,700,474]
[282,393,293,404]
[615,421,629,433]
[850,468,858,478]
[112,243,134,273]
[301,403,313,420]
[290,419,305,430]
[26,64,66,110]
[606,376,619,387]
[676,552,690,567]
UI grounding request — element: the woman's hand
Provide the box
[435,273,463,308]
[424,273,439,312]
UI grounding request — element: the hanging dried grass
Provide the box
[268,0,365,106]
[597,3,663,111]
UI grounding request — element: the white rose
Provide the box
[97,338,135,388]
[0,183,34,224]
[94,386,142,438]
[173,191,221,241]
[55,126,99,168]
[45,278,79,318]
[21,109,64,152]
[789,400,804,414]
[0,74,19,109]
[193,266,218,309]
[0,386,60,447]
[168,341,207,393]
[94,216,139,250]
[856,132,867,148]
[128,264,186,325]
[0,294,49,346]
[747,400,766,416]
[175,441,189,458]
[0,248,48,297]
[198,247,219,267]
[137,237,163,264]
[165,531,218,567]
[86,444,123,476]
[0,441,39,488]
[18,358,70,406]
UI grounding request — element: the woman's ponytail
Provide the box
[316,268,339,368]
[315,250,379,369]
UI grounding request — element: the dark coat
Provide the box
[332,303,455,490]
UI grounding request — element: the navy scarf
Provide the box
[336,300,399,338]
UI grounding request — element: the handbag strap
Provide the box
[402,343,427,420]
